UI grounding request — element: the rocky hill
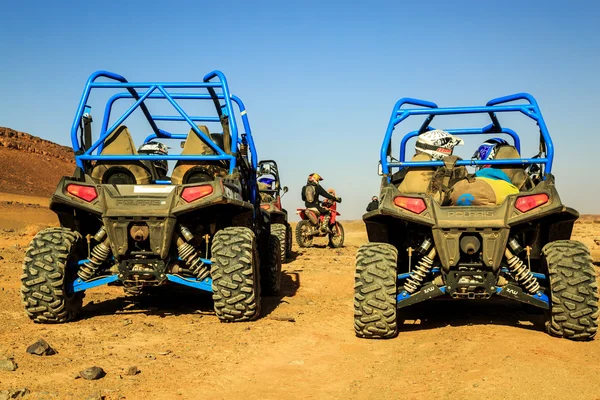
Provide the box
[0,127,75,197]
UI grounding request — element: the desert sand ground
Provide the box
[1,193,600,400]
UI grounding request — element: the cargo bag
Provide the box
[450,169,519,206]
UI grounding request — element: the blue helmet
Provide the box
[473,138,509,163]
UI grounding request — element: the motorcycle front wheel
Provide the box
[328,222,344,248]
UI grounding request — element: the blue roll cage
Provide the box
[70,70,258,176]
[380,93,553,180]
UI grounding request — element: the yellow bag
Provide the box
[451,177,518,206]
[481,177,519,205]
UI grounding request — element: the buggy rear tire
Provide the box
[20,227,84,323]
[271,223,287,263]
[354,242,398,339]
[328,222,344,248]
[295,220,313,248]
[261,234,282,296]
[543,240,599,341]
[211,227,261,322]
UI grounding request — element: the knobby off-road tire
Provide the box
[211,227,261,322]
[285,224,292,258]
[543,240,599,341]
[21,227,85,323]
[271,223,287,263]
[354,242,398,339]
[328,222,345,248]
[296,220,313,248]
[261,234,282,296]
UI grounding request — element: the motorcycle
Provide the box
[296,199,344,248]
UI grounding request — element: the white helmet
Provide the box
[415,129,464,160]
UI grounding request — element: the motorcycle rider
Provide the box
[301,173,341,232]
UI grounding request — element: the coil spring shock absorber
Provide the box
[504,248,540,294]
[78,227,111,281]
[405,247,437,294]
[177,226,210,281]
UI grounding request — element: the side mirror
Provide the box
[377,161,383,176]
[180,141,186,149]
[281,186,289,197]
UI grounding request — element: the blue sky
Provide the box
[1,0,599,219]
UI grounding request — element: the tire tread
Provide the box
[354,242,398,339]
[20,227,84,323]
[543,240,599,341]
[211,227,261,322]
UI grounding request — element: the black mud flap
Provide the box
[397,283,446,309]
[496,283,550,309]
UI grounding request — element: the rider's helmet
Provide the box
[472,138,509,169]
[415,129,464,160]
[258,163,272,176]
[138,141,169,177]
[308,173,323,182]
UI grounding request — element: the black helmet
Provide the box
[138,141,169,177]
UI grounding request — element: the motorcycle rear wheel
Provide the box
[296,220,314,248]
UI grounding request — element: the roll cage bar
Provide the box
[70,70,257,175]
[380,93,554,180]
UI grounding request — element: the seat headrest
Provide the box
[90,125,152,184]
[101,126,137,155]
[182,125,215,155]
[493,145,528,190]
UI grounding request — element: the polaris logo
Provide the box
[116,199,162,206]
[447,211,495,218]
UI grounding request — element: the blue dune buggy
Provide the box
[20,70,281,323]
[355,93,599,340]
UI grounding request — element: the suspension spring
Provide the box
[78,239,111,281]
[404,248,436,294]
[504,249,540,294]
[178,240,210,281]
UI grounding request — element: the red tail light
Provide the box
[66,184,98,202]
[515,193,549,213]
[260,204,271,210]
[181,185,213,203]
[394,196,426,214]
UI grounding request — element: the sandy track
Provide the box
[0,196,599,399]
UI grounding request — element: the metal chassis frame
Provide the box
[69,258,213,293]
[380,93,554,178]
[395,268,550,309]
